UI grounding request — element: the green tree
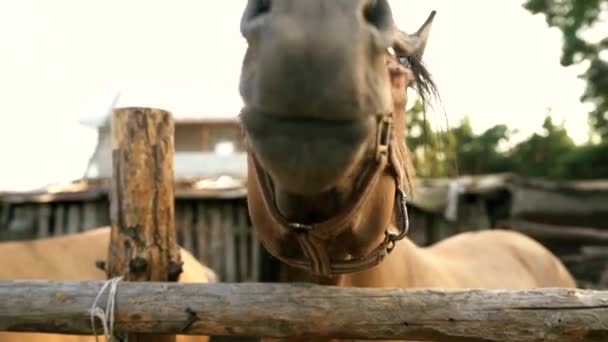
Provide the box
[523,0,608,140]
[553,143,608,179]
[406,101,515,178]
[456,123,516,175]
[405,100,454,178]
[406,103,608,180]
[511,114,576,177]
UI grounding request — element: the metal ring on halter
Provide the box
[385,238,397,253]
[386,188,410,244]
[288,222,313,232]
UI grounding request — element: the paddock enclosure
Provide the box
[2,172,608,288]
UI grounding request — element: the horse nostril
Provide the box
[241,0,272,37]
[363,0,392,31]
[252,0,272,19]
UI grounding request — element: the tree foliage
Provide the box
[456,122,516,175]
[405,100,455,178]
[405,100,608,180]
[523,0,608,140]
[510,115,576,178]
[406,1,608,179]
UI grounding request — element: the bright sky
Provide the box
[0,0,591,191]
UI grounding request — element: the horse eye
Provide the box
[399,57,411,69]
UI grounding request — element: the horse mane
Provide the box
[396,55,440,196]
[408,55,439,111]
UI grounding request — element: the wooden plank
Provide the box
[222,203,236,283]
[98,199,111,227]
[0,189,107,205]
[236,204,249,281]
[175,203,186,252]
[251,220,260,282]
[208,205,223,281]
[501,219,608,245]
[36,204,51,238]
[53,205,65,236]
[107,107,181,342]
[2,205,34,240]
[1,281,607,341]
[66,204,81,234]
[195,202,208,264]
[82,201,99,230]
[0,202,10,229]
[15,205,36,235]
[0,186,248,205]
[181,202,194,254]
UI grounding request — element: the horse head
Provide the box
[239,0,438,278]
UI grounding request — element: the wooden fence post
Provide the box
[107,107,181,342]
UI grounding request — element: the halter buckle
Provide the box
[375,114,393,161]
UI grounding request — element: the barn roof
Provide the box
[0,176,247,204]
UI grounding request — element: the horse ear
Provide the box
[393,10,436,60]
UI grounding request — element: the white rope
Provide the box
[90,276,124,342]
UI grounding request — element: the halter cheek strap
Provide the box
[247,112,410,277]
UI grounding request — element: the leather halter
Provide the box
[247,112,410,277]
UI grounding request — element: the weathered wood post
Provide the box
[107,107,181,342]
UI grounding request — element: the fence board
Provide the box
[53,205,65,235]
[1,281,607,341]
[82,202,98,231]
[223,204,236,282]
[195,202,209,264]
[237,204,249,281]
[209,206,223,280]
[36,205,51,238]
[181,203,195,253]
[66,204,80,234]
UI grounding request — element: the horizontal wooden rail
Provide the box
[1,280,608,341]
[501,219,608,245]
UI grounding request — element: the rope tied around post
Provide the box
[90,276,125,342]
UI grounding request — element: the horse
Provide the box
[237,0,576,341]
[0,226,216,342]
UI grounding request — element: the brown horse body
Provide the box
[0,227,214,342]
[238,1,575,341]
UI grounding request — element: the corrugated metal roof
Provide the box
[0,176,248,204]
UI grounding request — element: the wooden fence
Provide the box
[0,188,436,284]
[3,189,607,288]
[0,194,261,283]
[1,280,608,341]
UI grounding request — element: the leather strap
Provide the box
[247,112,410,277]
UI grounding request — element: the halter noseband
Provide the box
[247,112,410,277]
